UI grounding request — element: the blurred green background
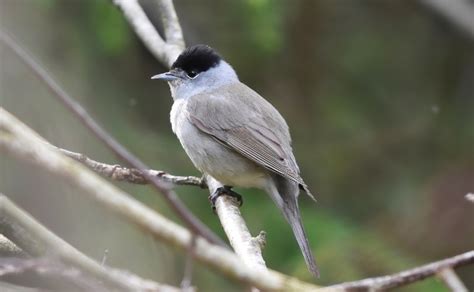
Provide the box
[1,0,473,291]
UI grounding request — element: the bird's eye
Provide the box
[187,71,198,78]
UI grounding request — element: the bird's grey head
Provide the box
[152,45,238,100]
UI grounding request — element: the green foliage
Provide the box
[87,1,131,56]
[240,0,284,55]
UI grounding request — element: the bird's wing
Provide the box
[186,83,314,199]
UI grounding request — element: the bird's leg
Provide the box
[208,185,243,212]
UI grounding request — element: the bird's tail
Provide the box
[281,196,320,278]
[271,179,319,278]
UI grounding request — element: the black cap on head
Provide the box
[172,44,221,75]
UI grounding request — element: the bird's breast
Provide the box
[169,99,267,188]
[170,99,187,134]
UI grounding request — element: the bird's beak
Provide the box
[151,71,179,81]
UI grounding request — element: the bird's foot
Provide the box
[208,186,243,213]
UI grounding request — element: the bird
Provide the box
[152,44,319,277]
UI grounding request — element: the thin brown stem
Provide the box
[58,148,205,187]
[320,250,474,291]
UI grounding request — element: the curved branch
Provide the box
[320,250,474,291]
[154,0,185,48]
[112,0,184,67]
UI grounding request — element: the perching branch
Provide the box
[206,176,267,273]
[0,29,225,248]
[0,108,321,292]
[0,25,271,291]
[319,250,474,291]
[110,0,274,277]
[0,0,272,275]
[57,137,269,276]
[60,144,269,278]
[58,148,268,275]
[0,193,181,292]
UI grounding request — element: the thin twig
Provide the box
[58,148,205,187]
[0,108,321,291]
[0,29,225,248]
[320,250,474,291]
[437,268,468,292]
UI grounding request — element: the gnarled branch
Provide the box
[57,148,205,187]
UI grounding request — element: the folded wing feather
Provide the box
[187,82,314,200]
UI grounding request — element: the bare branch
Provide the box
[437,268,468,292]
[57,140,271,280]
[112,0,184,67]
[320,250,474,291]
[206,177,267,273]
[0,193,180,292]
[419,0,474,39]
[58,148,205,187]
[0,30,225,247]
[154,0,185,48]
[0,108,320,291]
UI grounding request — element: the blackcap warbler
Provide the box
[152,45,319,277]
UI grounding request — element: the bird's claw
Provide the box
[208,186,243,213]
